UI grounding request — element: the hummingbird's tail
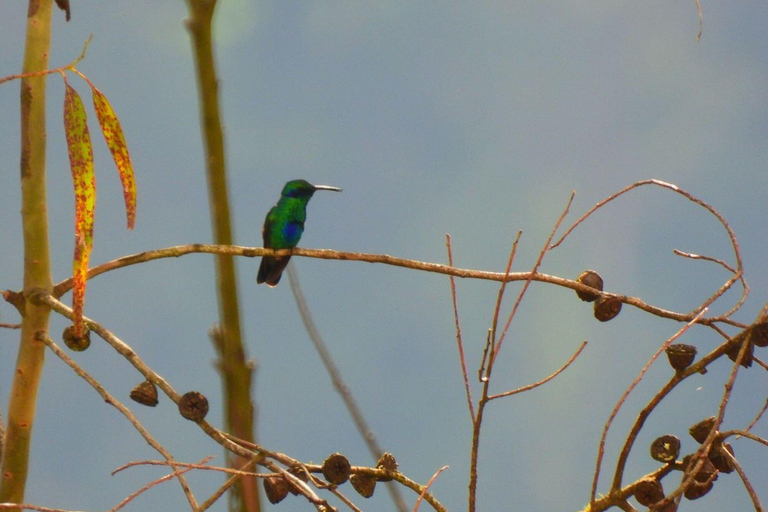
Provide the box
[257,255,291,287]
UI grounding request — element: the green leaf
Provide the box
[91,86,136,229]
[63,79,95,338]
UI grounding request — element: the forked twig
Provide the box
[492,192,575,362]
[445,234,475,421]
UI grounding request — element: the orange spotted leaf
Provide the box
[63,79,96,338]
[91,86,136,229]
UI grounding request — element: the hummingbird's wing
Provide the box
[257,206,290,286]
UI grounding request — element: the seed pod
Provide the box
[751,321,768,347]
[708,441,735,474]
[287,464,309,495]
[634,477,664,506]
[684,480,713,500]
[350,473,377,498]
[263,475,289,504]
[726,336,754,368]
[665,344,697,372]
[178,391,209,421]
[689,417,716,444]
[593,295,621,322]
[576,270,603,302]
[376,452,398,481]
[650,435,681,463]
[63,325,90,351]
[691,458,718,483]
[322,453,351,485]
[130,379,158,407]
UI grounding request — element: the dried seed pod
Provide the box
[593,295,621,322]
[376,452,398,481]
[708,441,735,474]
[665,344,697,372]
[726,336,754,368]
[691,458,718,483]
[322,453,351,485]
[576,270,603,302]
[63,325,91,351]
[650,435,681,463]
[287,464,309,496]
[683,480,713,500]
[263,475,289,504]
[634,477,664,506]
[689,417,717,444]
[350,473,377,498]
[129,380,158,407]
[751,321,768,347]
[178,391,209,421]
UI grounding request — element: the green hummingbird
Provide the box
[257,179,342,287]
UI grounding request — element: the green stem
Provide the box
[185,2,259,511]
[0,0,54,507]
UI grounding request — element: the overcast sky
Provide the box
[1,3,767,511]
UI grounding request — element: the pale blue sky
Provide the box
[1,3,767,511]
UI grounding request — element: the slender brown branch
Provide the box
[286,265,409,512]
[45,243,744,328]
[721,447,764,512]
[34,332,200,511]
[445,234,475,422]
[488,231,522,366]
[487,340,587,401]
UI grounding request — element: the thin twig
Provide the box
[110,464,198,512]
[492,192,575,362]
[743,397,768,434]
[287,264,409,512]
[488,231,523,367]
[487,340,587,401]
[445,234,475,422]
[723,448,764,512]
[412,466,449,512]
[0,35,92,86]
[550,179,747,320]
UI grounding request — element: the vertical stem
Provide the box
[0,0,55,508]
[185,2,259,512]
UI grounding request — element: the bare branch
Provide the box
[445,234,475,422]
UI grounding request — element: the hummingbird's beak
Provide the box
[313,185,342,192]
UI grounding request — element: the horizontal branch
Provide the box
[46,243,739,326]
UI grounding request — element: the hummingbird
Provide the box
[257,179,342,287]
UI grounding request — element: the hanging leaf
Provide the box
[91,86,136,229]
[63,79,96,338]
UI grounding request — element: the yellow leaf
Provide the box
[92,86,136,230]
[63,79,96,338]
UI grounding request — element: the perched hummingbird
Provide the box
[257,179,342,287]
